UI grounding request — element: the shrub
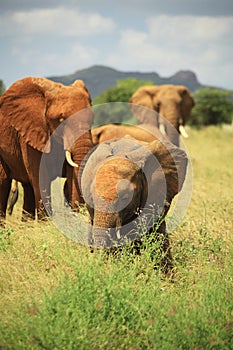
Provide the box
[190,87,233,126]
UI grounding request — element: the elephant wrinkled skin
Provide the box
[0,77,94,224]
[130,84,195,146]
[81,137,188,271]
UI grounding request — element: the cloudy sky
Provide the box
[1,0,233,90]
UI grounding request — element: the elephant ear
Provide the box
[72,80,92,103]
[129,86,160,125]
[148,140,188,201]
[91,125,110,145]
[177,85,195,121]
[125,142,151,169]
[72,79,86,89]
[0,77,50,153]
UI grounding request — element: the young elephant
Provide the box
[81,137,188,271]
[91,123,164,145]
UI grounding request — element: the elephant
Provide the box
[129,84,195,146]
[0,77,94,224]
[81,136,188,272]
[91,123,165,146]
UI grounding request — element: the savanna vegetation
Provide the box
[0,125,232,349]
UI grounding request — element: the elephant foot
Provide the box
[0,210,6,228]
[36,205,50,221]
[0,219,6,229]
[21,210,36,222]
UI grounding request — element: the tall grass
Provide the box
[0,125,232,349]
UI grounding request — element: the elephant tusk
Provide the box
[179,125,189,138]
[159,123,166,135]
[65,151,79,168]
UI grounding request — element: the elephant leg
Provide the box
[0,178,11,226]
[153,220,173,275]
[65,166,82,211]
[34,182,51,220]
[34,167,53,219]
[21,183,36,221]
[0,162,11,226]
[23,146,50,220]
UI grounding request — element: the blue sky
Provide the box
[1,0,233,90]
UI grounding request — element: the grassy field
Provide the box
[0,125,232,349]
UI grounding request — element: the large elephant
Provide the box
[0,77,94,224]
[81,137,188,271]
[129,84,195,146]
[91,123,164,145]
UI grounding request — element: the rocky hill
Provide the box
[48,65,203,99]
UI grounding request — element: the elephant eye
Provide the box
[180,89,187,97]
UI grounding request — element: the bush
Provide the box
[190,87,233,126]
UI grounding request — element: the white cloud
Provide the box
[106,15,233,88]
[0,7,115,38]
[147,15,233,42]
[1,6,233,90]
[11,43,99,77]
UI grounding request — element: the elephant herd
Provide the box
[0,77,194,273]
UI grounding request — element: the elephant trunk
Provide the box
[162,114,180,147]
[91,227,115,248]
[160,100,190,146]
[92,210,121,248]
[66,130,94,209]
[164,113,189,145]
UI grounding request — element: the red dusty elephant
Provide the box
[81,136,188,272]
[129,84,195,146]
[0,77,94,224]
[91,123,163,146]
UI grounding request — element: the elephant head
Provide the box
[0,77,93,153]
[81,137,188,251]
[0,77,94,220]
[129,84,194,146]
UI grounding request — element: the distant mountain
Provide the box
[47,65,203,99]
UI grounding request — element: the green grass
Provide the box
[0,125,233,349]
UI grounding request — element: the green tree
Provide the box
[0,80,6,96]
[93,78,152,105]
[93,78,153,125]
[190,87,233,126]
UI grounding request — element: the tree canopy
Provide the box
[93,78,153,105]
[93,78,153,125]
[190,87,233,126]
